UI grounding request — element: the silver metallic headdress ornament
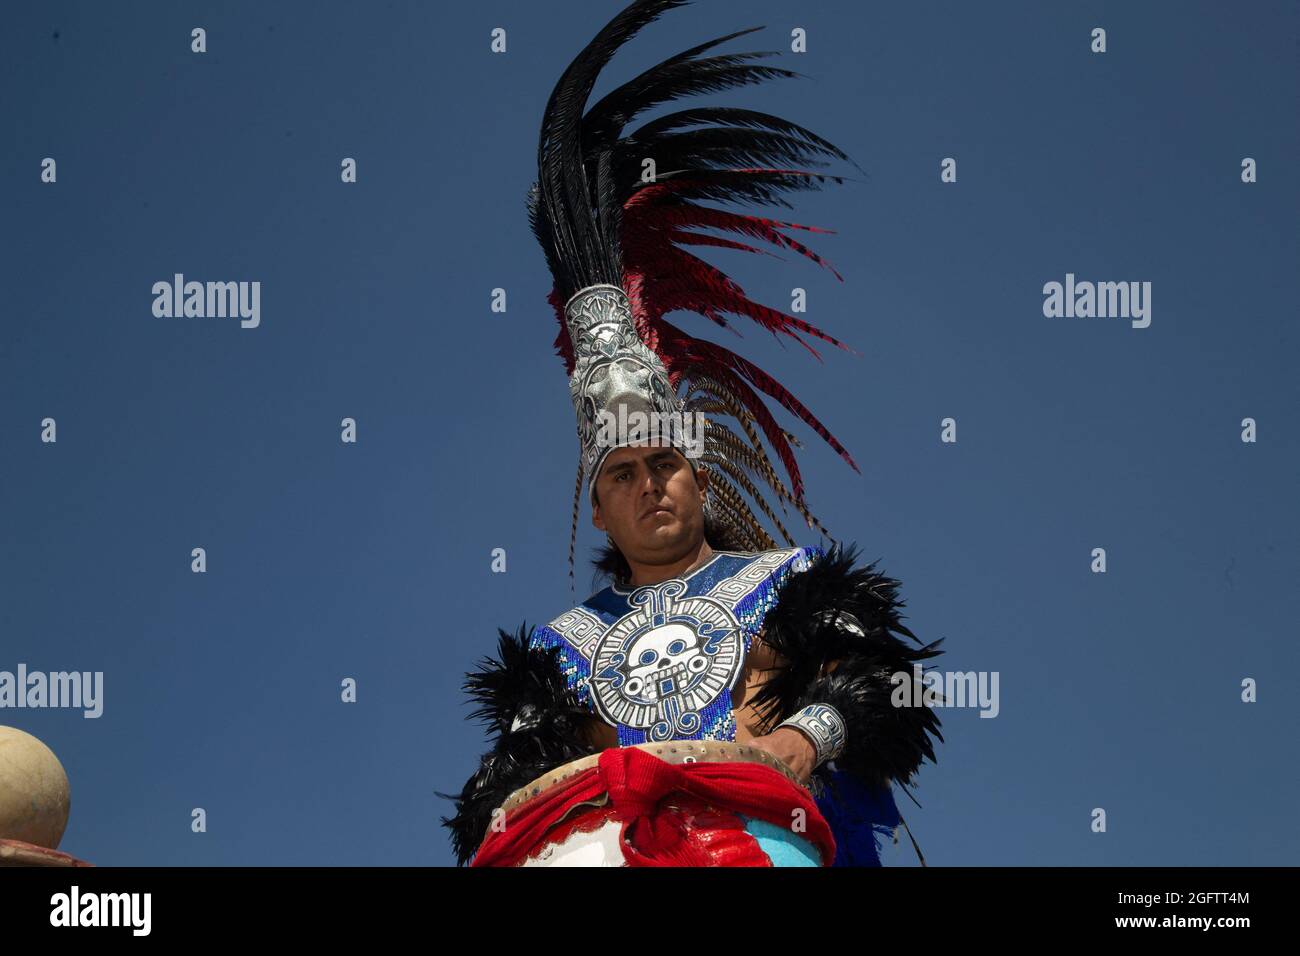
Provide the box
[564,283,698,501]
[528,0,865,583]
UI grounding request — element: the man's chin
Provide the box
[642,524,680,545]
[625,519,687,549]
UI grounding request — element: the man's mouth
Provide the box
[640,507,673,520]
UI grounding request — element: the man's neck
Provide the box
[626,540,715,588]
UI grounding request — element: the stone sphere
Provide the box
[0,727,71,849]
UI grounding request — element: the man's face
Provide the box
[591,444,709,566]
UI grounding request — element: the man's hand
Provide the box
[747,727,817,786]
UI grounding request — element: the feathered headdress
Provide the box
[527,0,862,581]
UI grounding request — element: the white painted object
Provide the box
[520,818,625,867]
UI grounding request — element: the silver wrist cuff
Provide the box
[777,703,847,767]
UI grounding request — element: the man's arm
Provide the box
[748,725,819,783]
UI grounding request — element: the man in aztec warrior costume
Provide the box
[442,0,944,867]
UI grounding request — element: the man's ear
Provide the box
[694,466,711,498]
[591,500,606,532]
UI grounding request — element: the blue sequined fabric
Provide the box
[529,547,818,745]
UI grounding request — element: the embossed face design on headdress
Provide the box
[565,284,695,500]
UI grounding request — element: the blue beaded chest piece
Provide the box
[530,547,819,747]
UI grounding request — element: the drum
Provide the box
[472,741,836,867]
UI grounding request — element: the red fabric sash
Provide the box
[471,747,836,867]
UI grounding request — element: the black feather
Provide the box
[753,544,945,790]
[462,625,579,735]
[437,624,599,865]
[528,0,857,303]
[533,0,691,299]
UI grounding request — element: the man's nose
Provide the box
[639,464,666,493]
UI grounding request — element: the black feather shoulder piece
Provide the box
[752,544,945,790]
[438,624,598,865]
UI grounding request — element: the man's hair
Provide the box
[590,472,752,587]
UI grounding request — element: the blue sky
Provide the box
[1,0,1296,865]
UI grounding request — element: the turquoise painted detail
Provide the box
[740,815,820,867]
